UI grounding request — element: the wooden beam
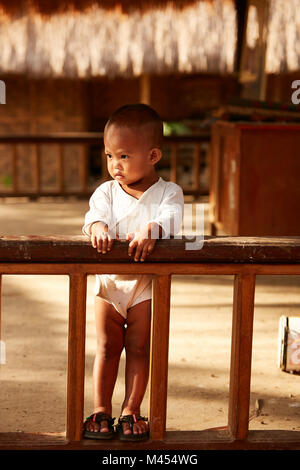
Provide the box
[239,0,270,100]
[170,143,178,184]
[149,274,171,440]
[12,145,18,193]
[79,144,88,193]
[228,272,256,439]
[234,0,248,74]
[140,74,151,105]
[2,429,300,450]
[57,144,64,192]
[2,236,300,264]
[0,274,2,356]
[66,273,87,442]
[32,144,41,193]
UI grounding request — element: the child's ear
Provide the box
[149,148,162,165]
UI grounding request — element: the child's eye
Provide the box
[121,154,129,159]
[106,154,112,159]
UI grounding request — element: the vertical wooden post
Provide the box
[66,273,87,442]
[228,272,256,440]
[32,144,41,194]
[0,273,4,367]
[193,143,201,194]
[148,274,171,440]
[170,144,178,184]
[79,145,87,194]
[12,144,18,193]
[140,74,151,105]
[101,149,109,182]
[0,274,2,344]
[239,0,270,100]
[58,145,64,193]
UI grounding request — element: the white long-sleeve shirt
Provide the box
[82,176,184,239]
[82,176,184,318]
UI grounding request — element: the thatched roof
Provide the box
[1,0,204,15]
[0,0,237,78]
[265,0,300,73]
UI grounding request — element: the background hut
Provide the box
[0,0,238,195]
[0,0,299,206]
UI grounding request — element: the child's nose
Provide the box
[113,161,123,170]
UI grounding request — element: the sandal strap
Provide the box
[85,412,115,426]
[118,414,148,429]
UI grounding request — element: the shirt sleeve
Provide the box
[82,185,112,236]
[148,184,184,238]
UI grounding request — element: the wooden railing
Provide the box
[0,133,210,198]
[1,235,300,450]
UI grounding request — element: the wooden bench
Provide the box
[1,235,300,450]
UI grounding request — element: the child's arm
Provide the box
[82,184,115,254]
[127,184,184,262]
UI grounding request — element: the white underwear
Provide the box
[94,274,153,319]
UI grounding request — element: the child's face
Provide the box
[104,123,159,186]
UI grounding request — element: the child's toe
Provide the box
[122,422,132,435]
[100,420,109,433]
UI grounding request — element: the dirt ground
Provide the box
[1,196,300,435]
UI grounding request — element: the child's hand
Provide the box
[127,222,162,262]
[90,221,114,254]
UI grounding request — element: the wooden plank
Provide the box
[228,272,256,439]
[0,275,1,346]
[12,144,18,192]
[0,191,92,198]
[140,74,151,105]
[1,430,300,450]
[57,144,64,192]
[239,0,270,100]
[101,148,109,181]
[1,236,300,264]
[149,274,171,440]
[32,144,41,193]
[193,143,201,192]
[0,133,209,144]
[0,188,206,198]
[170,143,178,184]
[66,273,87,442]
[1,262,300,278]
[79,144,87,193]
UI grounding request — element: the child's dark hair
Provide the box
[105,103,164,148]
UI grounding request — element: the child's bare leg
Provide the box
[85,296,125,434]
[121,299,151,436]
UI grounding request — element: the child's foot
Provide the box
[83,412,115,440]
[116,414,149,441]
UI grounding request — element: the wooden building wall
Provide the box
[0,71,296,194]
[0,73,239,193]
[0,76,89,192]
[88,73,240,129]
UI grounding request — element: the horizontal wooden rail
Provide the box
[1,235,300,264]
[0,133,210,198]
[0,132,210,144]
[1,236,300,450]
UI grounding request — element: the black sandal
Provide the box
[116,414,149,441]
[83,412,115,440]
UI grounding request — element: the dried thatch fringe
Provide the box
[0,0,217,16]
[266,0,300,73]
[0,0,237,78]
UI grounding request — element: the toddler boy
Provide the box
[82,103,184,440]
